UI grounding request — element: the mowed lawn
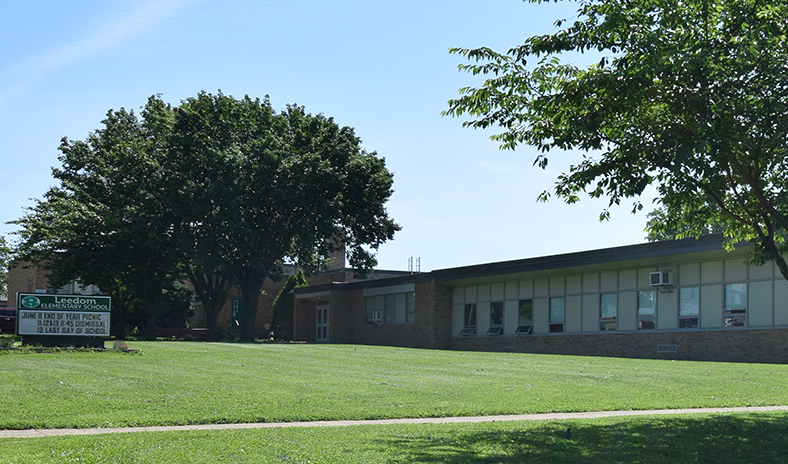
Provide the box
[1,342,787,430]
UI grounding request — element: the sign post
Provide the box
[16,293,111,347]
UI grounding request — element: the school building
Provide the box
[293,234,788,363]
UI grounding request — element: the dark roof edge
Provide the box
[294,272,433,295]
[430,234,734,282]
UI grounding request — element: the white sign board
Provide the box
[17,310,111,336]
[16,293,111,337]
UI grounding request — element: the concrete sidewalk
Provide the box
[3,406,787,439]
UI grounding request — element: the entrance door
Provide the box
[315,301,330,342]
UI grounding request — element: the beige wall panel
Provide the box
[775,280,788,326]
[478,284,491,302]
[550,277,566,296]
[701,285,722,328]
[701,261,723,284]
[618,291,637,331]
[619,270,636,291]
[452,304,465,335]
[505,282,519,301]
[749,262,773,281]
[724,259,747,282]
[533,298,549,334]
[565,295,582,333]
[465,286,477,303]
[566,275,582,294]
[490,283,504,302]
[601,272,618,292]
[638,268,656,289]
[679,263,700,286]
[748,281,772,327]
[583,274,600,294]
[519,280,534,299]
[452,287,464,304]
[504,300,518,335]
[535,279,549,298]
[657,289,678,330]
[582,294,600,332]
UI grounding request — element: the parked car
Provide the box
[0,308,16,334]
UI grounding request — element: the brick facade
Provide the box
[451,328,788,364]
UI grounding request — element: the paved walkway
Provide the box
[3,406,787,439]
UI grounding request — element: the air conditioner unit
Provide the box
[649,271,674,286]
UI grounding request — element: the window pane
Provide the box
[405,292,415,323]
[490,302,503,326]
[724,283,746,327]
[384,295,396,324]
[600,293,617,319]
[518,299,533,324]
[464,303,476,327]
[550,298,564,322]
[679,287,699,316]
[638,290,656,317]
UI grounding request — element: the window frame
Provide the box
[724,283,747,328]
[549,297,564,333]
[599,293,617,331]
[487,301,504,335]
[637,289,656,330]
[679,286,700,329]
[516,299,533,335]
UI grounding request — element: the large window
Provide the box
[679,287,699,329]
[724,283,747,327]
[405,292,415,323]
[365,296,378,325]
[459,303,477,336]
[637,290,656,330]
[384,295,396,325]
[549,297,564,333]
[487,301,503,335]
[516,299,533,334]
[600,293,617,331]
[365,291,416,326]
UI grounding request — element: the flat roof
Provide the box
[295,234,738,294]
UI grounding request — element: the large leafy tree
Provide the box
[14,91,399,342]
[170,92,400,341]
[0,236,10,298]
[445,0,788,279]
[12,102,184,338]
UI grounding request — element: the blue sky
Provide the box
[1,0,654,272]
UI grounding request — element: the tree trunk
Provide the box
[238,268,266,342]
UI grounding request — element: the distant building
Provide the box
[293,235,788,363]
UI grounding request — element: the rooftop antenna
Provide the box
[416,257,421,273]
[408,256,413,274]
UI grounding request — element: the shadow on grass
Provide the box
[377,413,788,464]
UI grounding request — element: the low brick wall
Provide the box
[451,328,788,364]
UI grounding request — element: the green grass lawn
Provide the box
[2,412,787,463]
[1,341,787,430]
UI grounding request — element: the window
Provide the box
[405,292,415,323]
[679,287,699,328]
[637,290,656,330]
[383,295,396,325]
[600,293,617,331]
[365,296,379,325]
[516,299,533,334]
[487,301,503,335]
[549,297,564,333]
[459,303,477,336]
[724,283,747,327]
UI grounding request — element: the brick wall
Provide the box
[451,328,788,363]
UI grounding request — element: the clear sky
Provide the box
[0,0,655,272]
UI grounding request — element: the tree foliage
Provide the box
[445,0,788,279]
[0,236,10,298]
[12,91,399,341]
[270,270,308,341]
